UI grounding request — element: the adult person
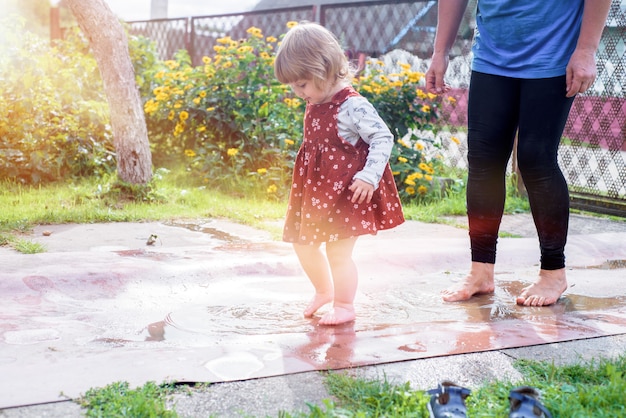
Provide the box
[425,0,611,306]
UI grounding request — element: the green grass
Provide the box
[77,356,626,417]
[78,381,179,418]
[0,168,531,246]
[298,356,626,417]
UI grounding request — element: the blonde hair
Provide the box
[274,22,353,89]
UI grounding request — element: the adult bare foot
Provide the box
[516,268,567,306]
[304,292,333,317]
[318,306,355,326]
[442,262,495,302]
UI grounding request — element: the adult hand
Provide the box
[426,52,451,95]
[566,48,597,98]
[349,179,375,204]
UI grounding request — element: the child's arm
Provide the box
[338,96,394,191]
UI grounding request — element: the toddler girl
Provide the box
[274,22,404,325]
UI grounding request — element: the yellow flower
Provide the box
[207,107,215,112]
[143,99,158,114]
[418,162,429,172]
[164,60,179,69]
[193,98,201,105]
[246,27,263,38]
[286,21,298,28]
[425,174,433,181]
[451,136,460,145]
[427,92,437,100]
[400,63,411,71]
[217,36,232,45]
[404,178,416,186]
[184,149,196,158]
[167,110,175,121]
[202,56,211,64]
[447,96,457,104]
[267,184,278,194]
[266,36,277,43]
[398,139,411,148]
[418,185,428,195]
[415,142,425,151]
[405,186,416,195]
[237,45,253,54]
[421,105,431,113]
[174,121,185,136]
[196,126,207,132]
[285,139,295,146]
[398,156,408,163]
[257,168,267,174]
[408,71,423,83]
[227,148,239,157]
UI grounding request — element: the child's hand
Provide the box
[349,179,375,204]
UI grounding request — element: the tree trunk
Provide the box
[65,0,152,184]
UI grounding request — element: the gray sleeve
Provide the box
[337,96,394,189]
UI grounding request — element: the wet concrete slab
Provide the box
[1,216,626,408]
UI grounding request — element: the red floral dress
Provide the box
[283,87,405,244]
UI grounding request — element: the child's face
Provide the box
[289,79,332,105]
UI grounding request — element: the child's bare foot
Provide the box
[304,292,333,317]
[516,268,567,306]
[442,262,495,302]
[318,306,355,326]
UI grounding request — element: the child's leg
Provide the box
[293,242,334,317]
[321,237,358,325]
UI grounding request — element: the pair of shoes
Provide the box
[509,386,552,418]
[427,381,471,418]
[426,383,552,418]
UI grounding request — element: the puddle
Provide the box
[573,259,626,270]
[154,303,311,340]
[167,221,244,244]
[142,284,626,345]
[114,249,180,261]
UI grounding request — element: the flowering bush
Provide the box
[355,60,458,201]
[142,22,458,201]
[0,20,115,184]
[143,26,302,199]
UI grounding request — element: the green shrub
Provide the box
[0,18,115,184]
[142,22,461,202]
[355,59,461,202]
[142,26,301,200]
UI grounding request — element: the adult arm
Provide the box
[565,0,612,97]
[425,0,469,94]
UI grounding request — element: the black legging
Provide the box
[467,71,575,270]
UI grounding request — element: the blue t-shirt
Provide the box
[472,0,584,78]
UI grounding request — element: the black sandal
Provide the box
[427,381,471,418]
[509,386,552,418]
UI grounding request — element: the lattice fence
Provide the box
[127,0,626,215]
